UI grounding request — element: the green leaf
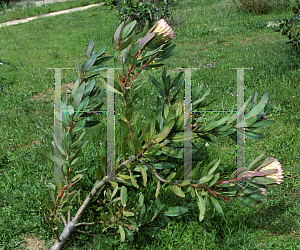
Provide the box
[52,132,66,155]
[227,95,252,125]
[121,136,127,161]
[74,81,85,110]
[148,74,164,90]
[142,123,151,144]
[245,102,265,120]
[151,197,163,222]
[134,131,142,153]
[123,211,135,217]
[61,100,70,127]
[199,174,213,184]
[160,146,183,158]
[121,20,137,39]
[126,137,136,155]
[83,79,96,99]
[209,195,224,216]
[155,181,161,198]
[171,185,185,197]
[57,205,73,213]
[253,176,277,185]
[236,115,257,128]
[121,186,127,206]
[114,21,124,45]
[208,173,220,187]
[249,119,275,129]
[101,155,106,176]
[70,120,86,133]
[246,152,266,172]
[72,76,81,101]
[60,190,79,205]
[96,168,101,180]
[45,199,55,213]
[235,196,256,207]
[111,184,119,200]
[125,100,134,121]
[47,153,68,166]
[86,38,94,58]
[118,224,126,242]
[95,45,107,57]
[154,119,175,143]
[83,121,101,129]
[85,53,97,71]
[139,32,156,49]
[208,158,220,175]
[193,88,211,106]
[138,163,147,187]
[129,169,139,189]
[119,118,130,130]
[138,193,144,208]
[196,193,206,222]
[163,206,188,217]
[245,130,264,140]
[130,110,140,126]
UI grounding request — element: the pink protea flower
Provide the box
[258,158,284,185]
[152,19,176,42]
[241,158,284,185]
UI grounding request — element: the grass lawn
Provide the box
[0,0,300,249]
[0,0,105,24]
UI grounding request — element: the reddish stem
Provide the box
[223,197,231,201]
[117,38,122,50]
[129,73,138,85]
[123,64,134,87]
[208,189,219,197]
[135,50,142,58]
[117,72,123,85]
[141,54,158,70]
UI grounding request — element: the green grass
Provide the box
[0,0,105,24]
[0,0,300,249]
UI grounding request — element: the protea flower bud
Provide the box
[258,158,284,185]
[240,158,284,185]
[152,19,176,43]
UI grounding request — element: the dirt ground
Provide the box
[18,233,55,250]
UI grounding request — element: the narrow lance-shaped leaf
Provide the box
[129,169,139,189]
[209,195,224,216]
[121,186,127,206]
[114,21,125,45]
[86,38,94,59]
[118,224,126,242]
[163,206,189,217]
[138,163,147,187]
[171,185,185,197]
[85,53,98,71]
[155,180,161,198]
[154,119,175,143]
[196,190,206,222]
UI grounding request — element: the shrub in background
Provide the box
[104,0,179,32]
[273,0,300,46]
[0,0,10,11]
[232,0,290,14]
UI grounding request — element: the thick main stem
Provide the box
[51,178,109,250]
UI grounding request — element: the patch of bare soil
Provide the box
[28,82,74,102]
[18,233,55,250]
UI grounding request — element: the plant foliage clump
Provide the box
[104,0,179,32]
[232,0,290,14]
